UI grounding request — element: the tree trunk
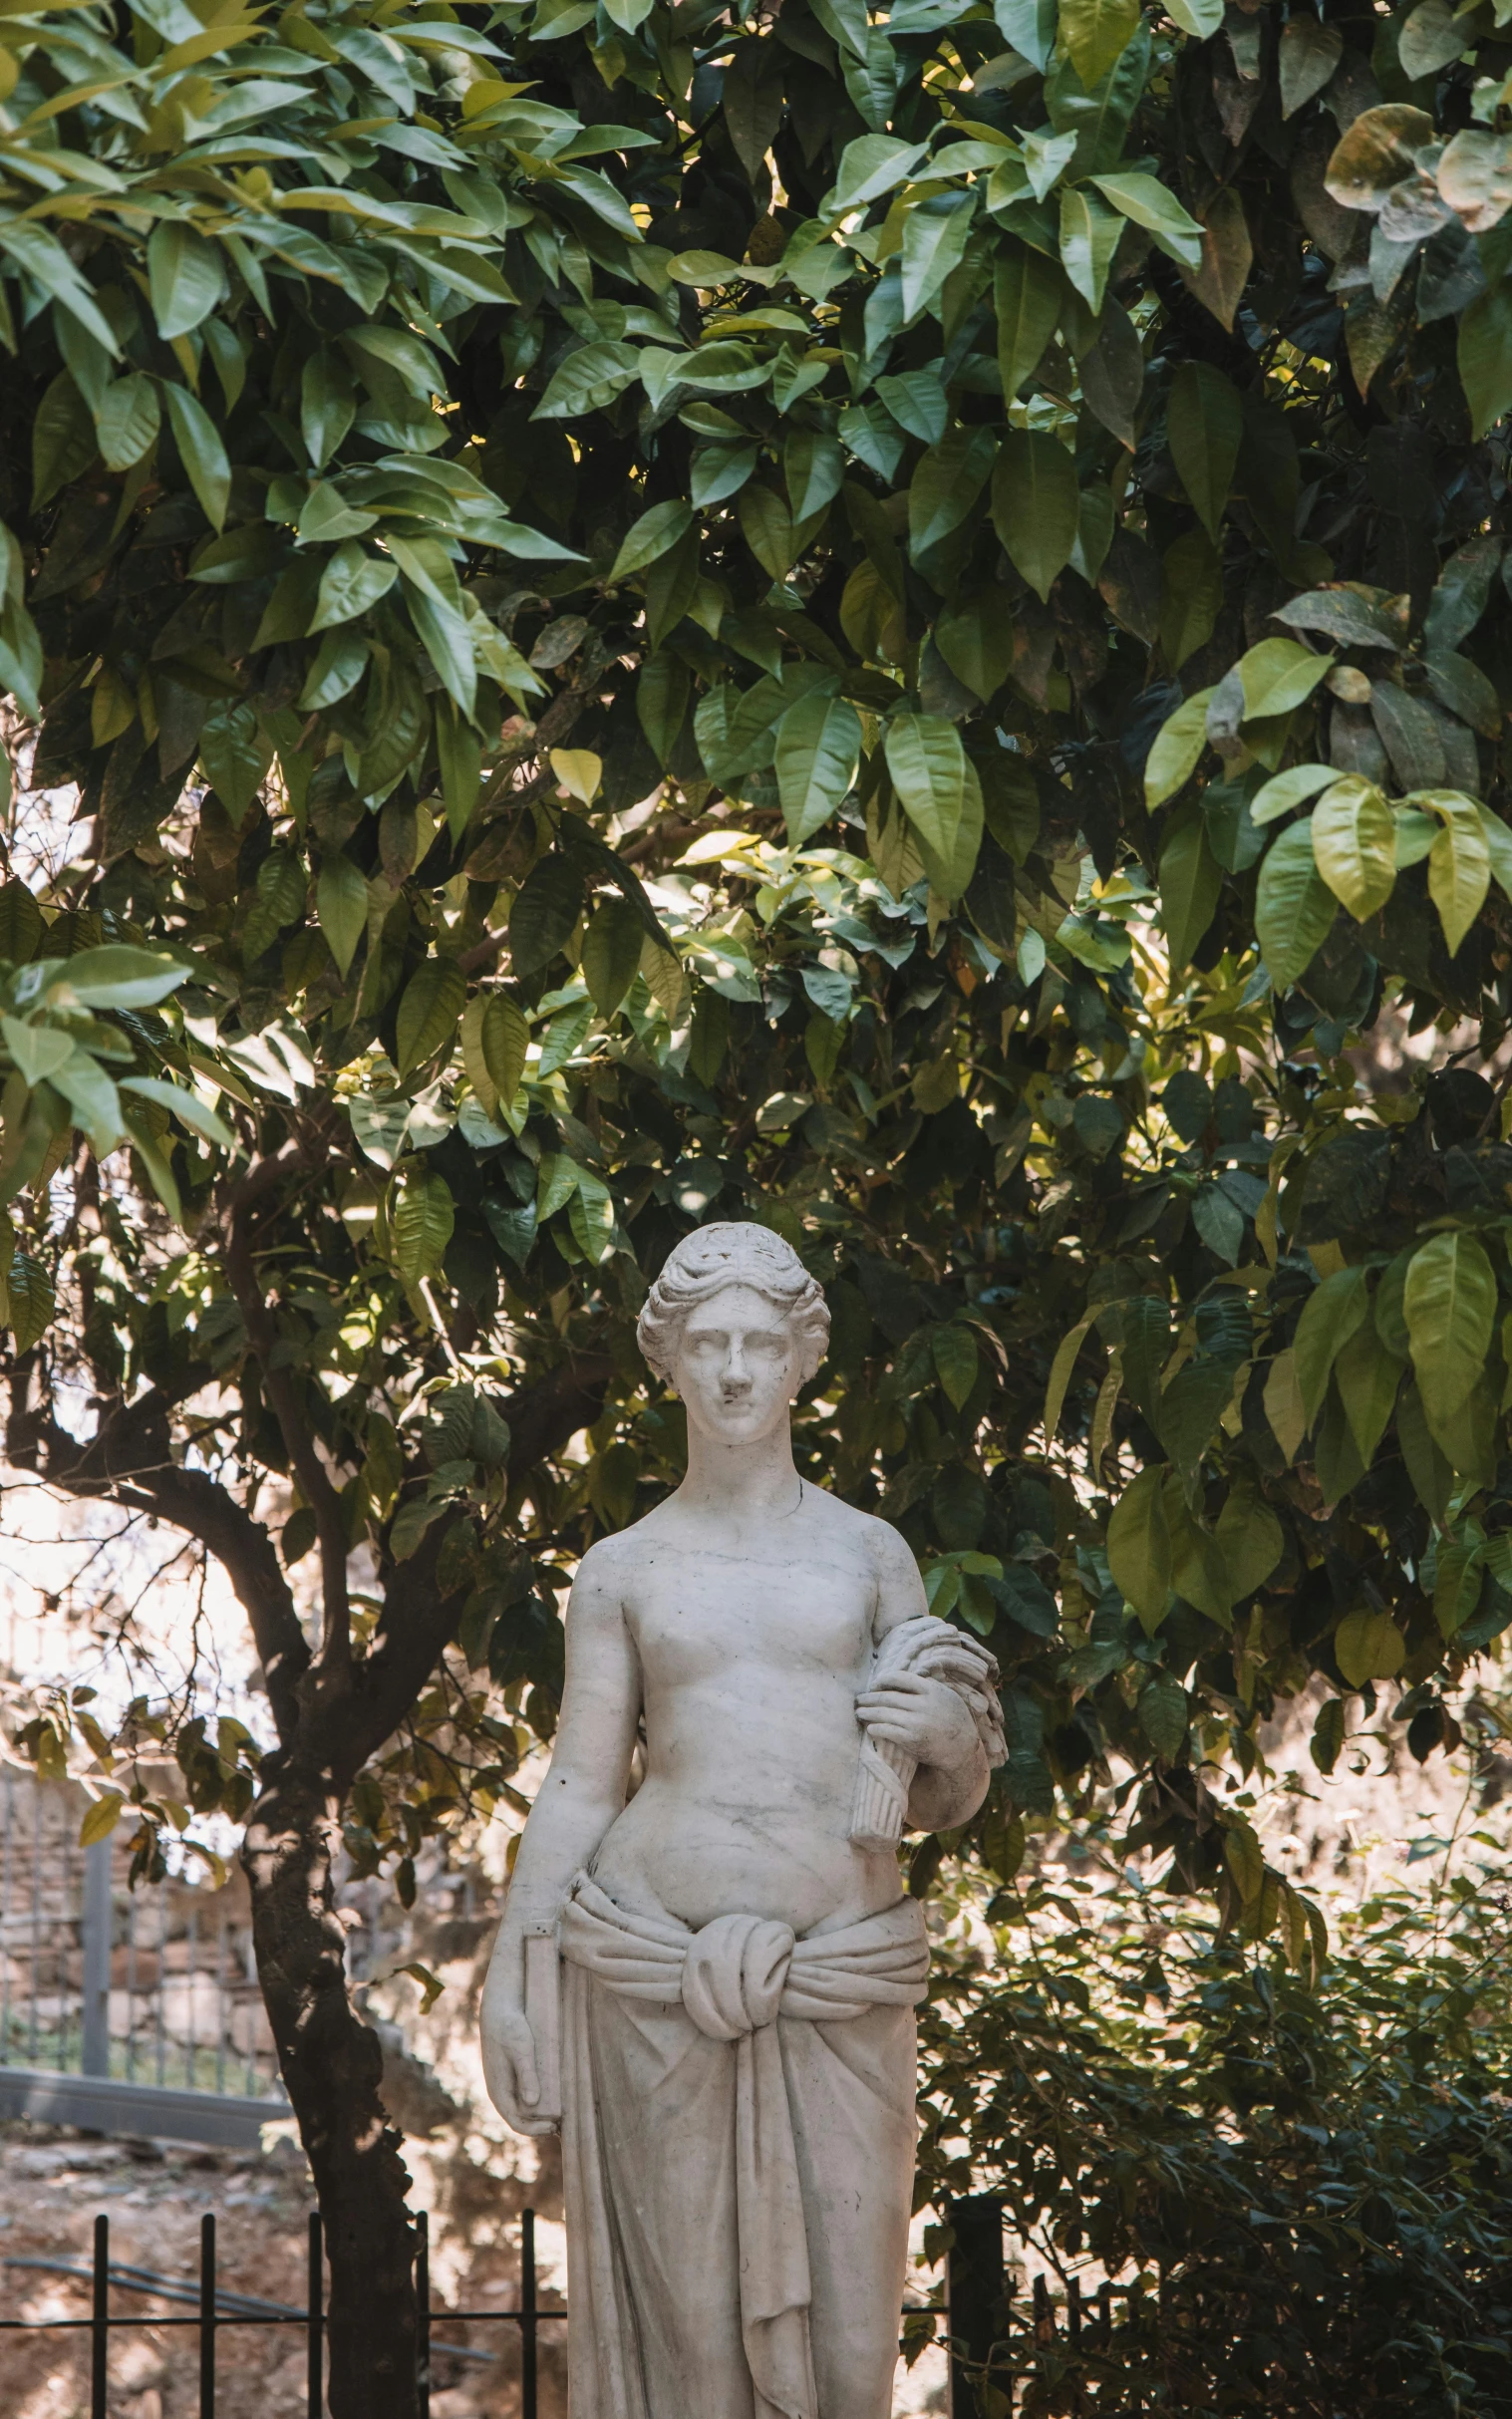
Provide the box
[243,1760,419,2419]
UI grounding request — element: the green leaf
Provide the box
[909,428,996,561]
[1088,170,1203,268]
[1294,1266,1369,1426]
[318,855,369,980]
[148,223,225,341]
[1335,1608,1405,1688]
[80,1793,126,1847]
[885,715,975,892]
[1157,810,1223,970]
[532,341,642,420]
[160,384,230,532]
[991,431,1079,602]
[393,1169,454,1284]
[1480,805,1512,902]
[774,694,862,846]
[582,896,646,1018]
[301,348,357,471]
[1422,793,1491,955]
[1311,775,1395,919]
[830,134,930,214]
[299,629,369,713]
[1058,0,1140,85]
[1213,1488,1283,1599]
[1334,1320,1403,1467]
[1166,361,1243,542]
[1223,1823,1264,1905]
[396,957,466,1077]
[1158,528,1221,671]
[608,499,695,584]
[199,702,274,822]
[1404,1231,1497,1431]
[1237,638,1332,721]
[2,1016,72,1088]
[900,189,977,323]
[1310,1696,1347,1776]
[433,695,480,841]
[509,855,583,977]
[311,543,400,631]
[932,1324,979,1410]
[637,656,690,768]
[1143,688,1215,808]
[1255,822,1338,989]
[120,1075,233,1149]
[483,996,530,1104]
[97,375,161,473]
[1138,1671,1189,1760]
[1455,277,1512,444]
[46,946,189,1012]
[783,432,846,523]
[7,1249,54,1353]
[1058,186,1123,313]
[1251,763,1335,826]
[32,372,96,509]
[994,243,1061,401]
[1323,104,1435,209]
[1106,1463,1172,1626]
[935,596,1015,705]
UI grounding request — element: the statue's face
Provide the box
[672,1282,802,1445]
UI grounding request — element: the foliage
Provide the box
[2,0,1512,2395]
[919,1853,1512,2414]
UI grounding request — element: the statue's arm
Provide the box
[863,1525,991,1834]
[480,1543,640,2130]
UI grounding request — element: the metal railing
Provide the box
[0,1777,284,2139]
[0,2205,565,2419]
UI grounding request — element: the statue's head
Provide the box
[637,1223,830,1445]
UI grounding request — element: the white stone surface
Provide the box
[481,1223,999,2419]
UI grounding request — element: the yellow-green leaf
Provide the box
[1311,774,1395,919]
[1404,1230,1496,1430]
[1106,1463,1172,1627]
[1143,687,1216,808]
[395,957,466,1078]
[1335,1607,1405,1687]
[1255,821,1338,989]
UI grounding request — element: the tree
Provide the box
[1,0,1510,2406]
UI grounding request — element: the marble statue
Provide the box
[480,1222,1004,2419]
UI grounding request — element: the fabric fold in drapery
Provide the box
[558,1876,929,2419]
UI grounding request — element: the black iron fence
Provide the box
[0,2204,563,2419]
[1,2188,1159,2415]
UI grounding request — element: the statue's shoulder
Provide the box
[805,1485,910,1568]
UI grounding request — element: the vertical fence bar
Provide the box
[521,2205,538,2419]
[416,2210,431,2419]
[307,2212,323,2419]
[154,1890,165,2088]
[91,2213,109,2419]
[60,1819,74,2068]
[28,1791,42,2064]
[125,1891,137,2084]
[947,2195,1006,2419]
[214,1911,227,2097]
[82,1837,112,2079]
[186,1899,198,2090]
[199,2213,215,2419]
[0,1770,14,2064]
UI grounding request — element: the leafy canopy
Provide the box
[1,0,1511,1969]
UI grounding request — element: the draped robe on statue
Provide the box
[557,1875,931,2419]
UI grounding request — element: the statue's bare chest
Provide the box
[623,1534,877,1691]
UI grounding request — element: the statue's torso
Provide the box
[586,1497,903,1936]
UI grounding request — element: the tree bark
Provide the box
[243,1758,421,2419]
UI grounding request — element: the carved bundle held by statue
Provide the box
[848,1615,1006,1854]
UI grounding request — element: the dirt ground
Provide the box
[0,2122,569,2419]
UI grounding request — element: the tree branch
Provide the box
[6,1361,310,1743]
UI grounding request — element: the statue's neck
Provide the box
[677,1419,800,1521]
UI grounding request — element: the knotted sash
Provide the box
[559,1876,930,2419]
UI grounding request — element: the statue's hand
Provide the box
[480,1992,548,2136]
[857,1671,980,1772]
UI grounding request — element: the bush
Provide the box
[920,1864,1512,2414]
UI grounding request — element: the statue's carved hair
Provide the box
[637,1223,830,1386]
